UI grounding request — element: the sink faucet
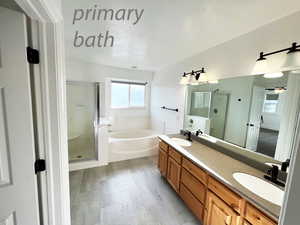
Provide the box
[264,165,285,187]
[281,159,290,172]
[195,129,203,136]
[183,130,192,142]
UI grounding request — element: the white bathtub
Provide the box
[109,129,159,162]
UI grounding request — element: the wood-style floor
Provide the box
[70,156,200,225]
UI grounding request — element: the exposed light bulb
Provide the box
[282,43,300,71]
[208,80,219,84]
[263,72,284,79]
[180,75,189,85]
[189,75,199,85]
[274,88,286,94]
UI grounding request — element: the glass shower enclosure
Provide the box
[66,81,100,162]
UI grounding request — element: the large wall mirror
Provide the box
[184,72,300,168]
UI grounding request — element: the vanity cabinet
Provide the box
[158,141,168,177]
[205,191,240,225]
[180,183,204,221]
[244,203,277,225]
[157,139,278,225]
[167,155,181,192]
[158,149,168,177]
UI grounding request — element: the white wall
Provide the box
[151,11,300,134]
[66,59,154,83]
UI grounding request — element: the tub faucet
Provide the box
[183,131,192,142]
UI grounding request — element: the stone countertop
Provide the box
[158,134,283,221]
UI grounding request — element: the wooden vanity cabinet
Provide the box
[157,139,278,225]
[167,156,181,192]
[158,141,168,177]
[205,191,240,225]
[244,203,277,225]
[158,149,168,177]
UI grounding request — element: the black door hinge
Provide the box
[35,159,46,174]
[27,47,40,64]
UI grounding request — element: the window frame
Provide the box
[110,80,147,109]
[263,92,280,115]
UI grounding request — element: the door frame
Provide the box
[9,1,300,225]
[14,1,70,225]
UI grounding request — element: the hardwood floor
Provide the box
[70,156,200,225]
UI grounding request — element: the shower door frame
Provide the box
[67,81,102,168]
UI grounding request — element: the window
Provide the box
[111,81,146,108]
[263,93,279,113]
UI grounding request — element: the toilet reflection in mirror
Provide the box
[184,72,299,164]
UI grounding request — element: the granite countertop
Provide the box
[159,134,283,221]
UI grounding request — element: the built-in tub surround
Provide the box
[109,129,159,162]
[159,134,284,220]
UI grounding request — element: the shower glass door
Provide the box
[66,81,99,162]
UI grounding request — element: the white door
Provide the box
[0,7,40,225]
[246,86,265,151]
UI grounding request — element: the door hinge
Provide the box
[27,46,40,64]
[35,159,46,174]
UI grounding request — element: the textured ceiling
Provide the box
[63,0,300,71]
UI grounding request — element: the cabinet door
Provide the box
[167,157,181,192]
[158,149,168,177]
[244,203,277,225]
[206,191,240,225]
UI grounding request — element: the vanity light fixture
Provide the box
[179,68,206,85]
[253,52,269,75]
[282,42,300,71]
[266,87,286,94]
[274,87,287,94]
[208,80,219,84]
[253,42,300,76]
[263,72,284,79]
[189,71,199,85]
[179,72,190,85]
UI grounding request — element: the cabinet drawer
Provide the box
[245,203,277,225]
[182,158,207,185]
[180,183,204,221]
[169,147,182,164]
[159,140,169,152]
[208,177,243,213]
[181,168,206,204]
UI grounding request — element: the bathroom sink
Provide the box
[233,172,284,206]
[171,138,192,147]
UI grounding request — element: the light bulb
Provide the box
[208,80,219,84]
[263,72,284,79]
[189,75,199,85]
[253,58,269,75]
[282,45,300,71]
[180,75,189,85]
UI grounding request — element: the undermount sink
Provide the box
[233,172,284,206]
[171,138,192,147]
